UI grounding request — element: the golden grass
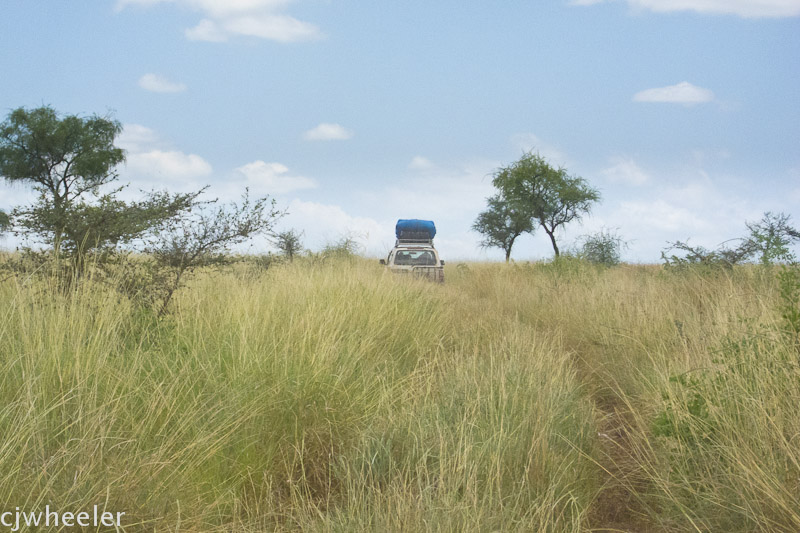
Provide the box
[0,258,797,531]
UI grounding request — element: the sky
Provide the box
[1,0,799,261]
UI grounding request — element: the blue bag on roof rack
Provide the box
[396,219,436,240]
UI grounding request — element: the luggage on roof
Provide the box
[396,219,436,240]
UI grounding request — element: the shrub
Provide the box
[578,228,627,266]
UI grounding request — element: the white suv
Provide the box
[381,241,444,283]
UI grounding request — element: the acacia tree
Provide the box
[745,211,800,265]
[0,106,200,274]
[1,106,286,312]
[274,229,304,261]
[472,194,533,262]
[0,106,125,251]
[491,151,600,257]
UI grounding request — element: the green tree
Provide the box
[0,106,125,252]
[274,229,304,262]
[0,209,8,233]
[745,211,799,265]
[0,106,199,275]
[491,151,600,257]
[472,194,533,262]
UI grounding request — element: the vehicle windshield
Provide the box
[393,250,436,266]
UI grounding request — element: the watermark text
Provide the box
[0,506,124,531]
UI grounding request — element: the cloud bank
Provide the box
[601,157,650,185]
[235,161,317,194]
[118,124,212,188]
[118,0,322,43]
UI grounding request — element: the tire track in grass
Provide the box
[585,390,656,532]
[570,344,659,533]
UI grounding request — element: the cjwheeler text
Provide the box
[0,505,124,531]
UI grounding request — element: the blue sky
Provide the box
[1,0,799,261]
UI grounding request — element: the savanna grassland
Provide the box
[1,258,799,532]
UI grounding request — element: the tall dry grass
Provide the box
[1,257,797,531]
[451,260,799,532]
[0,259,596,531]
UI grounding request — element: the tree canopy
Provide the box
[487,151,600,257]
[0,106,126,250]
[472,194,533,262]
[1,107,124,203]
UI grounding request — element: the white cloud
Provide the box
[409,156,434,171]
[118,0,322,43]
[601,156,650,185]
[570,0,800,18]
[185,19,227,42]
[222,14,320,42]
[615,198,707,233]
[117,125,317,204]
[116,124,160,152]
[591,174,764,261]
[126,150,212,181]
[183,0,292,18]
[351,158,499,258]
[118,124,212,189]
[375,160,495,220]
[284,199,391,255]
[631,0,800,18]
[138,73,187,93]
[234,160,316,194]
[633,81,715,105]
[303,123,354,141]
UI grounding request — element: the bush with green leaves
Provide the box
[321,235,362,259]
[143,190,283,315]
[578,228,627,266]
[661,239,756,270]
[662,212,799,271]
[746,211,799,265]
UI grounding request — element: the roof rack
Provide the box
[396,238,433,246]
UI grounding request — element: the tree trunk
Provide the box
[545,229,560,257]
[158,269,184,317]
[505,235,516,263]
